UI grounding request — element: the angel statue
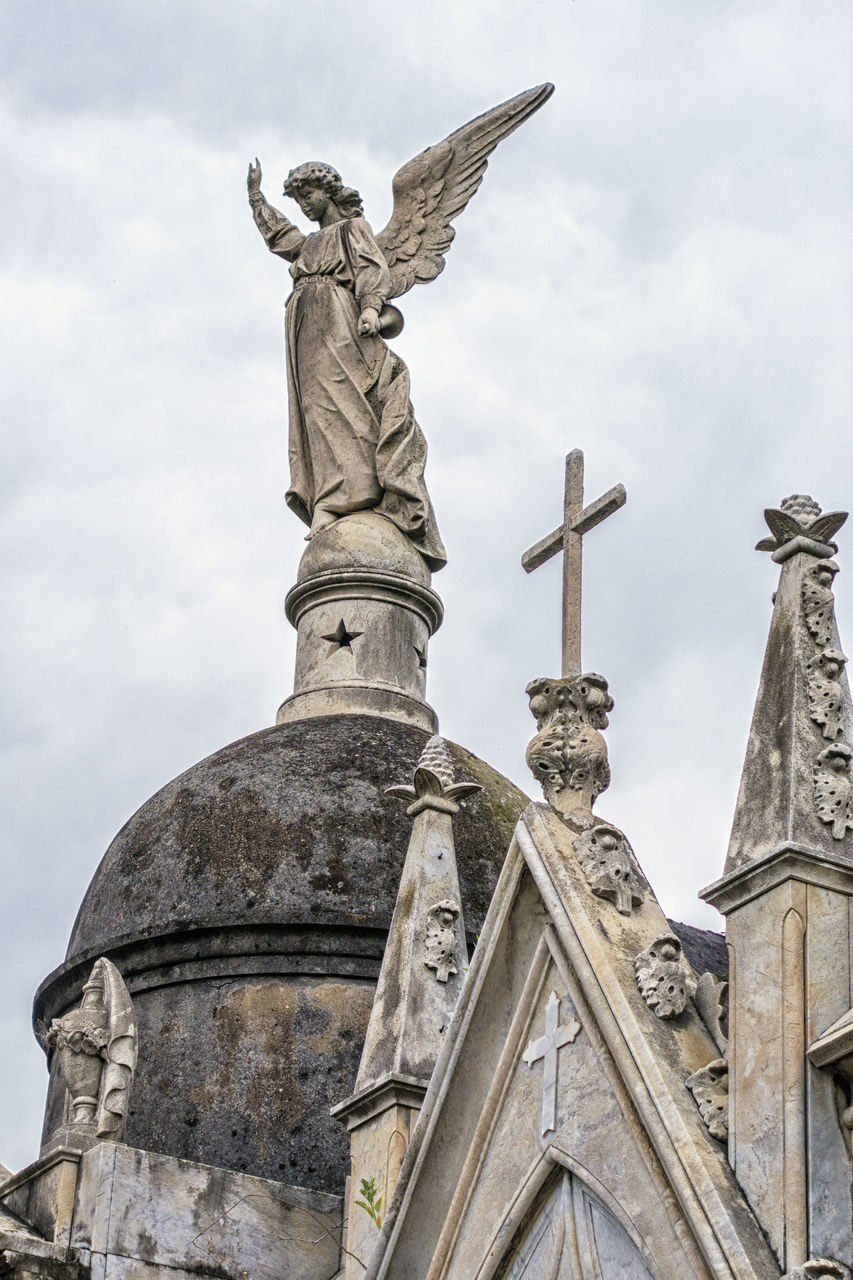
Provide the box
[248,83,554,570]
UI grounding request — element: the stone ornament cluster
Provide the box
[573,824,644,916]
[41,956,137,1148]
[804,555,853,838]
[756,494,853,841]
[634,935,689,1018]
[525,674,614,824]
[802,558,853,839]
[685,1058,729,1142]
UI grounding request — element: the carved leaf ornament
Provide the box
[803,560,841,650]
[573,825,644,916]
[814,744,853,840]
[808,649,848,741]
[423,900,461,983]
[686,1058,729,1142]
[634,935,689,1018]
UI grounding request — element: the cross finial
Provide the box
[521,450,626,678]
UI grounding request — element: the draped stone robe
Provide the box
[251,198,446,570]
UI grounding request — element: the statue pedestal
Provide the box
[276,511,443,732]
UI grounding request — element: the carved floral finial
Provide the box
[525,674,613,825]
[386,736,482,817]
[756,495,847,563]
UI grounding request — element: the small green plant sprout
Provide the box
[355,1176,383,1229]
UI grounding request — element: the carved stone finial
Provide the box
[525,674,613,824]
[386,736,482,817]
[42,956,137,1149]
[634,935,689,1018]
[573,824,644,916]
[685,1058,729,1141]
[423,900,461,983]
[756,495,847,563]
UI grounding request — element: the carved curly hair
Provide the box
[283,161,364,219]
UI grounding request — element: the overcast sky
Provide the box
[4,0,853,1172]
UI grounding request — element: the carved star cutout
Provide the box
[322,619,362,654]
[414,644,428,670]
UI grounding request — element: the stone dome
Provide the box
[35,714,527,1195]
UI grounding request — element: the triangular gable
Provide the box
[364,803,778,1280]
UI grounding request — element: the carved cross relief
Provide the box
[522,450,626,678]
[522,990,581,1135]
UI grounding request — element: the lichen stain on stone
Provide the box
[309,843,353,894]
[175,787,291,893]
[189,1083,216,1113]
[299,980,374,1054]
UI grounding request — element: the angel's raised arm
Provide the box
[247,158,306,262]
[375,83,553,300]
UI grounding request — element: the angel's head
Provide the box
[283,162,364,223]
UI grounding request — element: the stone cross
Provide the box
[522,990,581,1135]
[522,450,626,678]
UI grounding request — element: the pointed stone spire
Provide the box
[354,736,479,1091]
[703,494,853,1273]
[331,737,480,1278]
[725,493,853,872]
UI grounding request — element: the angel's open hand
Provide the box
[358,307,381,337]
[247,157,262,195]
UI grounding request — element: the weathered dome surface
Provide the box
[63,714,521,955]
[35,714,527,1193]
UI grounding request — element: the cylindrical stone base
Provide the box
[278,512,443,732]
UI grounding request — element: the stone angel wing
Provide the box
[375,83,554,301]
